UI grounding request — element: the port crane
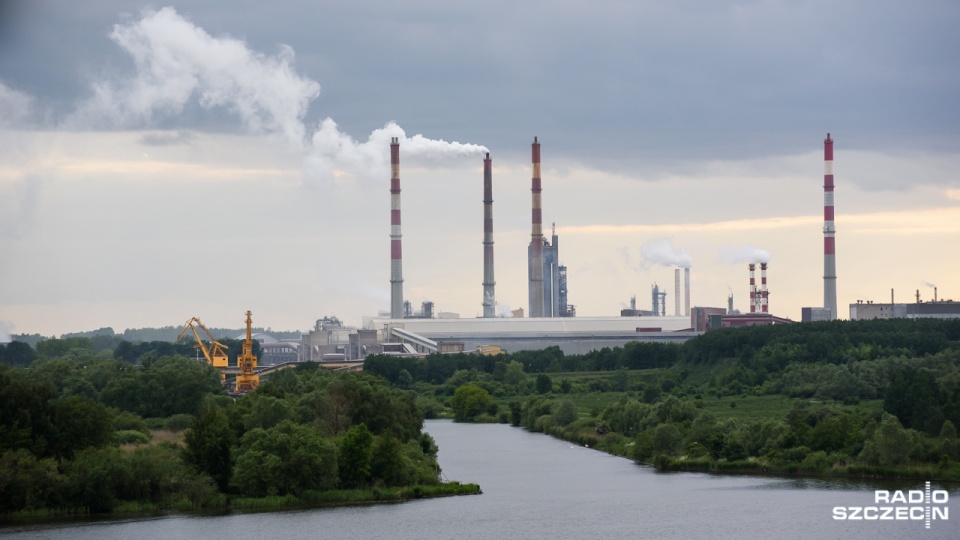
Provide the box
[177,317,230,368]
[233,310,259,394]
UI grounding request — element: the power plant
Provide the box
[142,132,955,372]
[289,131,953,359]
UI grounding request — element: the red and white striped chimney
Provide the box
[823,133,838,319]
[390,137,404,319]
[749,263,756,313]
[760,262,768,313]
[528,137,544,317]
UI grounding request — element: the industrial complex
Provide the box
[233,133,956,367]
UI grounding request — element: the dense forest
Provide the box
[365,319,960,479]
[0,337,471,519]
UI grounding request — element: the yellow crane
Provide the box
[233,310,260,394]
[177,317,230,369]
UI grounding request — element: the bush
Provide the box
[114,430,151,445]
[552,400,578,427]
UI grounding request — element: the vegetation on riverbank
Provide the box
[0,342,478,522]
[365,319,960,481]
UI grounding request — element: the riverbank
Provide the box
[1,482,481,525]
[527,419,960,482]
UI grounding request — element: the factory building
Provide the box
[849,295,960,320]
[691,307,727,332]
[364,315,696,356]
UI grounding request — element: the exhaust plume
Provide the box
[70,7,486,182]
[724,245,771,264]
[0,321,12,344]
[640,238,692,269]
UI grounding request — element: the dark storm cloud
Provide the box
[2,1,958,169]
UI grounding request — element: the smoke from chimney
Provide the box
[71,8,488,187]
[640,238,692,269]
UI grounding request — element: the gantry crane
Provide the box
[177,317,230,368]
[233,310,259,394]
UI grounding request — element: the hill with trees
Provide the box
[365,318,960,480]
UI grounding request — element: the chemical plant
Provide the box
[198,133,959,369]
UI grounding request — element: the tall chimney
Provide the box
[749,263,757,313]
[482,153,496,317]
[528,137,544,317]
[390,137,404,319]
[760,262,769,313]
[684,267,691,317]
[727,293,734,314]
[823,133,838,319]
[674,268,681,316]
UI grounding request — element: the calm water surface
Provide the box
[4,420,958,539]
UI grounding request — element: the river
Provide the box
[4,420,958,539]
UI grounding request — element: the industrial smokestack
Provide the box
[529,136,544,317]
[674,268,681,316]
[823,133,838,319]
[482,152,496,317]
[684,267,691,317]
[749,263,757,313]
[760,262,769,313]
[727,293,734,314]
[390,137,404,319]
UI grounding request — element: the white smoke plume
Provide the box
[723,245,771,264]
[304,118,487,183]
[0,321,13,344]
[69,7,486,180]
[639,238,692,269]
[69,7,318,147]
[496,303,514,318]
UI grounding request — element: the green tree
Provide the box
[535,373,553,394]
[371,432,406,486]
[0,449,65,511]
[552,400,578,427]
[653,423,682,456]
[232,421,337,496]
[504,361,526,388]
[184,402,234,492]
[0,341,37,366]
[65,447,133,513]
[49,395,114,459]
[451,384,492,422]
[338,423,373,488]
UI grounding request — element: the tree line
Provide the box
[369,318,960,479]
[0,337,453,517]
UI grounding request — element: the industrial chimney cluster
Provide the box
[387,133,839,322]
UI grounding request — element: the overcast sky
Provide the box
[1,1,959,337]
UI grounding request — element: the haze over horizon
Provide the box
[1,2,958,338]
